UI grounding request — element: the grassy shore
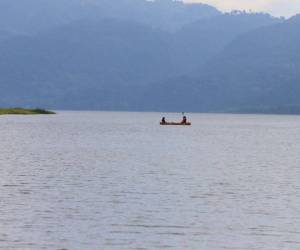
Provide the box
[0,108,55,115]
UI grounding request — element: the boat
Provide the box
[160,122,191,126]
[160,113,191,126]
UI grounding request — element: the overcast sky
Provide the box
[184,0,300,17]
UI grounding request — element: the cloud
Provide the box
[190,0,273,11]
[184,0,300,17]
[266,0,300,17]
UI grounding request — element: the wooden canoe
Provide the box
[160,122,191,126]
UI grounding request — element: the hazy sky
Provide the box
[184,0,300,17]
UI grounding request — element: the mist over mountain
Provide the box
[0,0,219,33]
[0,0,299,113]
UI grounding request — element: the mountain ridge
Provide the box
[0,1,299,113]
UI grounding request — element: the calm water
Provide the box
[1,112,300,250]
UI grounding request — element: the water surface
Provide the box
[1,112,300,250]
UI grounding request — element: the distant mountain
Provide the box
[91,0,221,31]
[0,19,174,109]
[171,12,281,74]
[0,0,220,33]
[1,1,299,113]
[0,11,284,110]
[0,0,81,34]
[146,15,300,113]
[199,14,300,112]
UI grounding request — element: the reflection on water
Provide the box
[1,112,300,249]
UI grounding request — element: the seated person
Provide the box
[161,117,166,124]
[181,116,187,124]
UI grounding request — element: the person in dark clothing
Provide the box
[161,117,166,124]
[181,116,187,124]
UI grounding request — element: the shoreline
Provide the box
[0,108,56,115]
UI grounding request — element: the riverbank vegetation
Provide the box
[0,108,55,115]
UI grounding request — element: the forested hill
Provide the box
[202,14,300,113]
[145,15,300,113]
[1,0,300,113]
[170,12,280,74]
[0,19,174,109]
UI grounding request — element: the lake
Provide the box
[1,111,300,250]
